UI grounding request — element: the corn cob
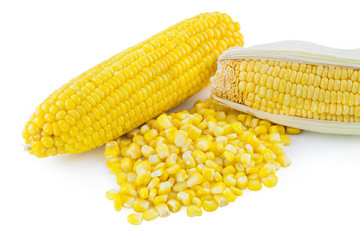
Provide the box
[22,12,244,157]
[211,41,360,134]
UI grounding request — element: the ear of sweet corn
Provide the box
[22,12,244,157]
[211,41,360,135]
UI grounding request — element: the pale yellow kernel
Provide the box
[157,113,173,130]
[141,145,155,158]
[187,205,202,217]
[286,127,302,135]
[224,174,237,187]
[167,199,181,213]
[158,181,172,195]
[177,191,191,206]
[276,154,292,167]
[143,209,158,221]
[175,130,188,147]
[186,172,203,187]
[156,143,170,159]
[202,200,218,212]
[133,199,150,212]
[127,213,143,225]
[155,203,170,218]
[262,174,278,188]
[106,188,119,200]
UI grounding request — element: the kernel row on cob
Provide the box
[104,98,299,225]
[22,12,244,158]
[211,41,360,135]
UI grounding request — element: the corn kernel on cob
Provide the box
[211,41,360,134]
[22,12,244,157]
[105,98,295,225]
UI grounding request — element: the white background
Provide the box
[1,0,360,239]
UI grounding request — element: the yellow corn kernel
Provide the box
[187,205,202,217]
[196,139,211,151]
[106,188,119,200]
[167,199,181,213]
[127,129,140,138]
[280,134,291,146]
[223,150,235,163]
[115,172,126,184]
[175,169,186,182]
[143,209,158,221]
[132,199,150,212]
[223,188,236,202]
[192,197,202,208]
[276,154,292,167]
[275,125,286,135]
[147,177,160,190]
[141,145,155,158]
[177,191,191,206]
[248,179,262,191]
[262,174,278,188]
[155,203,170,218]
[165,153,178,167]
[186,172,203,187]
[237,175,248,189]
[144,129,158,142]
[149,154,161,165]
[105,141,120,158]
[139,187,149,199]
[140,125,151,135]
[286,127,302,135]
[106,157,120,168]
[157,114,174,130]
[174,130,188,148]
[258,164,276,178]
[154,194,168,205]
[120,157,133,173]
[222,165,236,175]
[213,171,223,182]
[127,213,143,225]
[255,125,268,135]
[269,126,278,134]
[240,153,252,166]
[229,186,243,196]
[202,200,218,212]
[114,195,122,211]
[156,143,170,159]
[183,151,196,169]
[148,188,157,203]
[246,132,261,148]
[269,133,281,143]
[202,167,215,182]
[214,194,230,207]
[173,182,187,192]
[259,120,272,129]
[158,181,171,195]
[120,183,137,197]
[211,182,226,194]
[109,163,122,174]
[122,195,136,208]
[192,150,207,163]
[133,135,147,146]
[223,174,237,187]
[182,190,195,200]
[126,143,142,159]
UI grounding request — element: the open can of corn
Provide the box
[211,41,360,135]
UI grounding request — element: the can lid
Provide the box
[219,41,360,69]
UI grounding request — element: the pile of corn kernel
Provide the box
[104,98,300,225]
